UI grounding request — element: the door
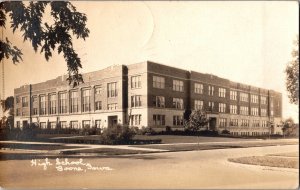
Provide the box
[209,117,216,131]
[108,116,118,127]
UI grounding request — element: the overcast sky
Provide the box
[1,1,299,121]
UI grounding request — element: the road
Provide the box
[0,144,298,189]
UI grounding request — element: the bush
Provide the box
[19,123,39,140]
[221,129,230,134]
[136,126,156,135]
[100,124,136,144]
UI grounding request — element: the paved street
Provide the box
[0,144,298,189]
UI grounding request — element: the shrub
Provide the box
[100,124,136,144]
[221,129,230,134]
[136,126,156,135]
[19,123,39,140]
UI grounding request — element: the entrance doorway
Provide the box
[108,116,118,127]
[209,117,216,131]
[22,120,28,127]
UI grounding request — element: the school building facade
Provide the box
[14,61,283,136]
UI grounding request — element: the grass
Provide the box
[131,141,298,152]
[0,143,81,150]
[130,144,242,152]
[60,148,154,155]
[267,152,299,157]
[228,155,299,169]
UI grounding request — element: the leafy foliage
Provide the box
[100,124,136,145]
[0,96,14,128]
[282,118,296,137]
[285,36,299,104]
[184,109,209,132]
[0,1,90,87]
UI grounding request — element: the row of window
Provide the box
[219,118,270,127]
[17,82,118,107]
[16,102,118,116]
[151,76,269,104]
[193,100,270,116]
[232,132,270,136]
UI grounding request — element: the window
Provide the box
[194,83,203,94]
[82,89,91,112]
[153,114,165,126]
[208,86,214,96]
[95,120,101,128]
[251,107,259,116]
[153,76,165,89]
[16,108,20,116]
[108,103,117,110]
[230,91,237,100]
[253,120,260,127]
[208,101,214,111]
[270,99,274,116]
[262,121,267,127]
[33,108,38,115]
[16,121,20,128]
[95,101,102,110]
[40,122,46,129]
[261,108,267,116]
[219,118,227,127]
[219,103,226,113]
[49,94,56,115]
[219,88,226,98]
[131,95,142,107]
[173,80,184,92]
[107,82,117,97]
[173,98,184,109]
[261,96,267,104]
[130,115,142,126]
[131,75,141,89]
[194,100,204,110]
[154,96,165,108]
[50,122,56,129]
[82,120,90,128]
[230,119,238,126]
[22,97,28,107]
[70,91,78,113]
[60,121,67,128]
[173,115,183,126]
[251,95,259,103]
[40,95,46,115]
[240,106,249,115]
[240,92,249,102]
[230,105,237,114]
[16,96,20,103]
[71,121,79,129]
[241,119,249,127]
[95,86,102,95]
[59,92,67,113]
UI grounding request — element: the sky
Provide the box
[1,1,299,121]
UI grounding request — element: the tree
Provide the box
[282,118,295,137]
[0,1,90,87]
[285,36,299,104]
[0,96,14,128]
[185,109,209,132]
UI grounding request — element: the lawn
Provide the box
[228,155,299,169]
[0,143,82,150]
